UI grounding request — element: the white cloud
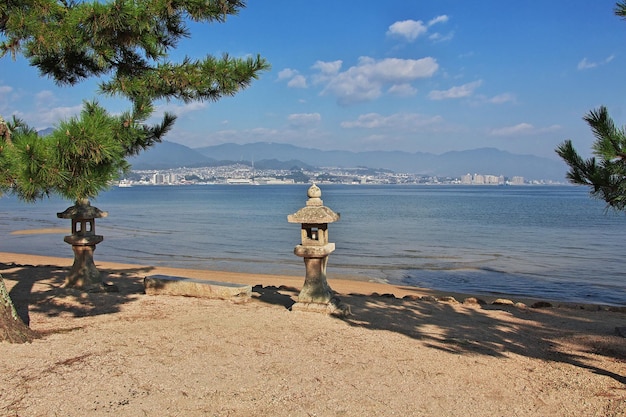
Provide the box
[429,31,454,42]
[387,83,417,97]
[316,56,438,105]
[0,85,13,96]
[428,15,449,26]
[156,101,207,117]
[277,68,299,80]
[429,80,483,100]
[278,68,308,88]
[288,112,321,128]
[366,57,438,80]
[312,60,342,75]
[311,60,343,85]
[341,112,443,130]
[0,88,80,127]
[490,123,534,136]
[38,104,83,126]
[577,54,615,70]
[0,85,15,113]
[577,58,597,70]
[35,90,56,107]
[190,125,333,149]
[487,93,516,104]
[387,15,449,42]
[387,20,428,42]
[198,127,282,145]
[490,123,561,136]
[287,75,307,88]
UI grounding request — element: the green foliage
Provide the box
[616,1,626,18]
[1,116,55,201]
[10,127,57,201]
[50,102,128,200]
[556,106,626,211]
[0,116,14,195]
[556,3,626,212]
[100,54,268,103]
[0,0,269,202]
[0,0,266,104]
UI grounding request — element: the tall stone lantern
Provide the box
[288,184,349,315]
[57,199,117,292]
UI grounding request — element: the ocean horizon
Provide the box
[1,184,625,306]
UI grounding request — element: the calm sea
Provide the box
[1,184,625,306]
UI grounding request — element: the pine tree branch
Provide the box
[1,0,269,202]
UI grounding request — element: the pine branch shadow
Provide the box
[333,292,626,384]
[1,261,154,326]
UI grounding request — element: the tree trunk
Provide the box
[0,275,36,343]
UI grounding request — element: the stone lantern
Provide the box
[57,199,117,292]
[288,184,349,315]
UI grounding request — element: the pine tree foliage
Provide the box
[617,1,626,19]
[557,107,626,210]
[556,3,626,211]
[0,0,269,202]
[0,1,267,104]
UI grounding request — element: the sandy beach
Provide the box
[1,251,625,416]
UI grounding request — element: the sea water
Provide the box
[1,184,625,306]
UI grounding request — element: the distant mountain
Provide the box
[253,159,316,171]
[37,127,55,136]
[195,142,568,181]
[128,141,216,170]
[195,142,436,172]
[127,140,568,181]
[127,141,316,171]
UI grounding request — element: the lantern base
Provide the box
[292,254,350,316]
[63,243,118,293]
[291,297,351,317]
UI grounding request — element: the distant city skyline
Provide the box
[126,165,536,186]
[1,1,625,161]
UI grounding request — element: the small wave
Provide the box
[401,268,626,306]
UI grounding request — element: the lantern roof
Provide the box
[57,200,108,220]
[288,184,340,224]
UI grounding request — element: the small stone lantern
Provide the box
[288,184,349,315]
[57,199,117,292]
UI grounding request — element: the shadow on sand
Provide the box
[3,261,625,385]
[1,261,153,327]
[253,283,626,385]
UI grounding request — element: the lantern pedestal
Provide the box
[62,235,116,292]
[291,243,350,316]
[294,243,335,304]
[57,200,117,292]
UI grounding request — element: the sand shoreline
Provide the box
[1,251,625,416]
[1,251,623,311]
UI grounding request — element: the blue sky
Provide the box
[1,0,626,160]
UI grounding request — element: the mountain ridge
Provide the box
[128,141,568,181]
